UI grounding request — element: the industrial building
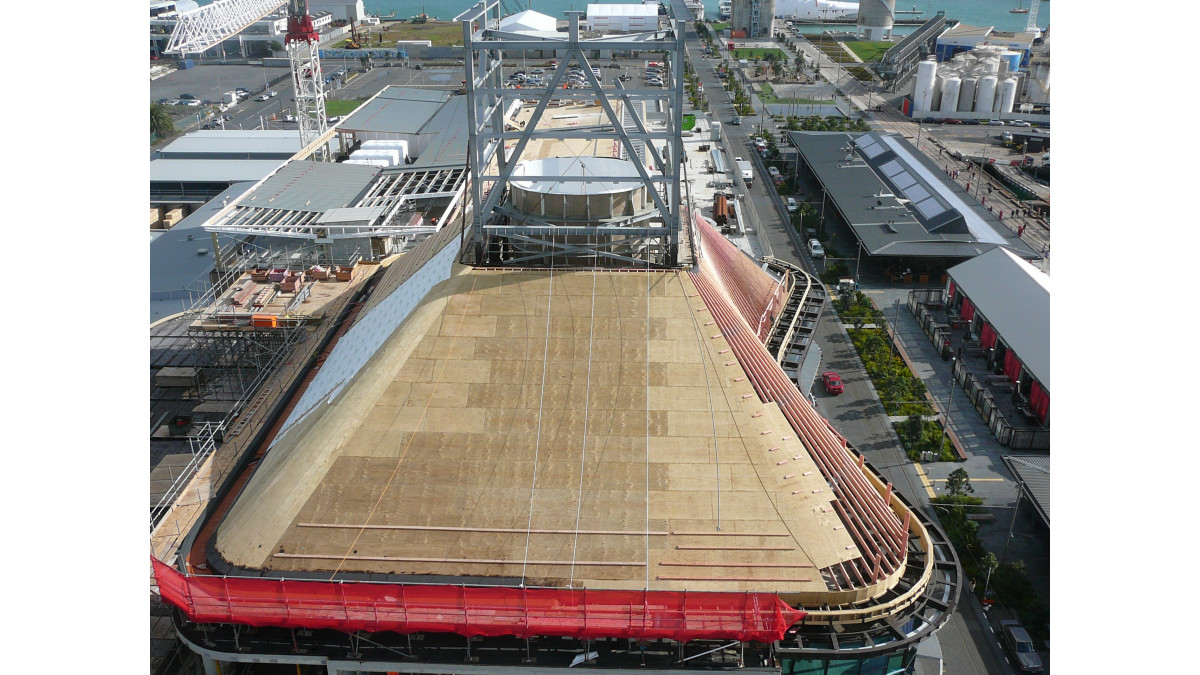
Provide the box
[151,6,960,674]
[789,130,1038,277]
[731,0,776,39]
[586,3,661,32]
[934,23,1037,67]
[945,248,1050,428]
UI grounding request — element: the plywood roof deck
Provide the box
[215,268,863,594]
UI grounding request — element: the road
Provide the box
[673,7,1032,674]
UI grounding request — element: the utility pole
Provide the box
[939,361,956,456]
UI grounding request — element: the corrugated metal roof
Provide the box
[150,182,256,322]
[238,160,380,212]
[339,87,450,135]
[409,95,469,170]
[947,247,1049,390]
[150,159,287,183]
[499,9,558,32]
[155,130,303,160]
[1004,455,1049,527]
[790,131,1038,259]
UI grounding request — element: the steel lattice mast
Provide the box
[286,0,329,160]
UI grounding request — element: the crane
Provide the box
[164,0,328,160]
[285,0,329,159]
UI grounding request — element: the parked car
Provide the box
[530,68,544,74]
[988,119,1005,126]
[731,115,741,125]
[921,116,937,124]
[808,239,824,258]
[235,87,249,94]
[327,116,342,123]
[1009,120,1032,127]
[606,62,621,68]
[999,621,1043,672]
[256,93,271,101]
[786,197,797,212]
[618,74,632,81]
[822,372,844,395]
[943,118,962,125]
[179,93,197,100]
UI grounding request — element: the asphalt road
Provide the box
[674,11,1036,674]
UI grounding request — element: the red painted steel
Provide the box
[152,558,804,643]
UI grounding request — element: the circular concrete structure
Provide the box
[510,157,647,222]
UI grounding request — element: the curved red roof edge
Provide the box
[153,558,804,643]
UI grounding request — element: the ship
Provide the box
[775,0,860,22]
[719,0,732,20]
[1011,0,1030,12]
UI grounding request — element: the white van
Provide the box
[808,239,825,258]
[786,197,797,212]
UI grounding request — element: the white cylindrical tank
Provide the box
[999,78,1019,114]
[360,139,410,162]
[958,77,977,114]
[975,75,997,115]
[913,58,937,114]
[510,157,647,222]
[351,148,401,166]
[857,0,896,41]
[940,77,961,113]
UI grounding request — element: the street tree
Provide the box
[151,103,175,138]
[947,467,974,496]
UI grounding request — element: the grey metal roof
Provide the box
[789,131,1038,260]
[947,247,1049,390]
[237,160,380,212]
[150,159,288,183]
[150,182,256,322]
[408,95,469,170]
[154,130,303,160]
[340,87,451,135]
[1003,455,1049,527]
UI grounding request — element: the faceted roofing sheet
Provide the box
[339,87,451,135]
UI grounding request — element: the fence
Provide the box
[152,558,804,643]
[951,356,1050,451]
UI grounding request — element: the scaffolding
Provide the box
[458,2,689,268]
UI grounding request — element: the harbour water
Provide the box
[363,0,1047,34]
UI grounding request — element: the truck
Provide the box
[734,157,753,188]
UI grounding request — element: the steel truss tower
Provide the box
[457,1,688,268]
[286,0,329,160]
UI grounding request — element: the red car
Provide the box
[822,372,844,395]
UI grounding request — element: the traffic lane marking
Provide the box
[912,463,936,499]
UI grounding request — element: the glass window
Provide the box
[826,658,862,675]
[859,654,890,675]
[784,657,827,674]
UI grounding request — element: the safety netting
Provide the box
[153,558,804,643]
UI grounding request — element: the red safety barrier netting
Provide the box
[152,558,803,643]
[694,217,788,341]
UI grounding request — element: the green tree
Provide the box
[268,40,283,53]
[150,102,175,138]
[947,467,974,496]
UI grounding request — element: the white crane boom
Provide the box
[165,0,286,55]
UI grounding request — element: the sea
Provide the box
[363,0,1048,35]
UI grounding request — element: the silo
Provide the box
[1000,51,1022,73]
[912,58,937,114]
[975,75,997,115]
[931,76,945,113]
[940,77,961,113]
[958,77,978,114]
[998,78,1019,115]
[510,157,647,222]
[857,0,896,41]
